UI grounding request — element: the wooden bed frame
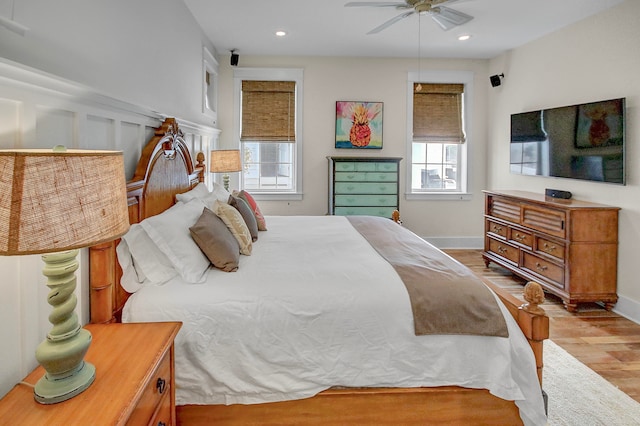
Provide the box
[89,118,549,425]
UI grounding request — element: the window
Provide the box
[202,47,218,123]
[233,68,303,200]
[406,71,473,200]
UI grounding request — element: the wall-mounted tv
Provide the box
[510,97,625,185]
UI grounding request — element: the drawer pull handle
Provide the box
[156,377,166,394]
[514,233,525,241]
[543,242,557,252]
[497,246,507,254]
[535,262,548,272]
[158,423,166,426]
[492,225,503,233]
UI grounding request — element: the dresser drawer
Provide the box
[335,182,397,194]
[335,194,397,207]
[364,172,397,182]
[509,228,533,249]
[127,351,172,425]
[522,204,566,239]
[486,219,507,239]
[335,171,367,182]
[522,252,564,289]
[487,237,519,264]
[335,206,397,217]
[536,236,565,261]
[488,196,521,224]
[335,171,397,183]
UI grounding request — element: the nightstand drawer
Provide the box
[127,351,171,425]
[149,391,172,426]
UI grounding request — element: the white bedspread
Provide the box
[122,215,547,425]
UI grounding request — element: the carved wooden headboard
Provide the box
[89,118,205,324]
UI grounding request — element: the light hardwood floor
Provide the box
[445,249,640,404]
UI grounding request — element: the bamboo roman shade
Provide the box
[413,83,465,143]
[241,80,296,142]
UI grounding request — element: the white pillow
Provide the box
[212,182,231,203]
[175,183,211,204]
[116,238,144,294]
[140,199,211,284]
[120,223,178,285]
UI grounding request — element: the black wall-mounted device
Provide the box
[230,50,239,67]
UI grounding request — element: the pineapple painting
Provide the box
[336,101,383,149]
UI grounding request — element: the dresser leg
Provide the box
[563,301,578,313]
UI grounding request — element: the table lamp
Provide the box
[210,149,241,191]
[0,147,130,404]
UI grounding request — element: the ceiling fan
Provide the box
[345,0,473,34]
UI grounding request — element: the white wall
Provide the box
[0,0,217,128]
[487,0,640,321]
[216,55,491,243]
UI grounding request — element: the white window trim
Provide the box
[202,46,218,124]
[405,70,474,201]
[233,67,304,201]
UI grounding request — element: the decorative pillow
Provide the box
[140,198,211,283]
[120,223,178,285]
[228,195,258,242]
[190,208,240,272]
[235,190,267,231]
[212,200,252,255]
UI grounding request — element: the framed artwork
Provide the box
[335,101,383,149]
[575,99,624,148]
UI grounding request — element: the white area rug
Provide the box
[544,340,640,425]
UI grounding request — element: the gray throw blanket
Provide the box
[347,216,508,337]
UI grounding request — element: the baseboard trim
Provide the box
[612,295,640,325]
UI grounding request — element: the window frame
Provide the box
[233,67,304,200]
[405,70,474,201]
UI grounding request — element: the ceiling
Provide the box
[183,0,624,61]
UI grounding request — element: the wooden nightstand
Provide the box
[0,322,181,425]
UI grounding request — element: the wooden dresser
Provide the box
[0,322,181,425]
[482,190,619,312]
[328,156,401,218]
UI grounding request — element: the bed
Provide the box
[89,118,549,425]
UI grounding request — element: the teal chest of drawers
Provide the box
[328,156,402,218]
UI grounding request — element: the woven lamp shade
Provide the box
[0,149,130,255]
[210,149,241,173]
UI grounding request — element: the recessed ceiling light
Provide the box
[457,34,471,41]
[275,30,287,37]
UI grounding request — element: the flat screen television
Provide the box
[510,97,625,185]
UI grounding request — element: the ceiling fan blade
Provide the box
[367,10,415,34]
[428,6,473,31]
[345,2,407,7]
